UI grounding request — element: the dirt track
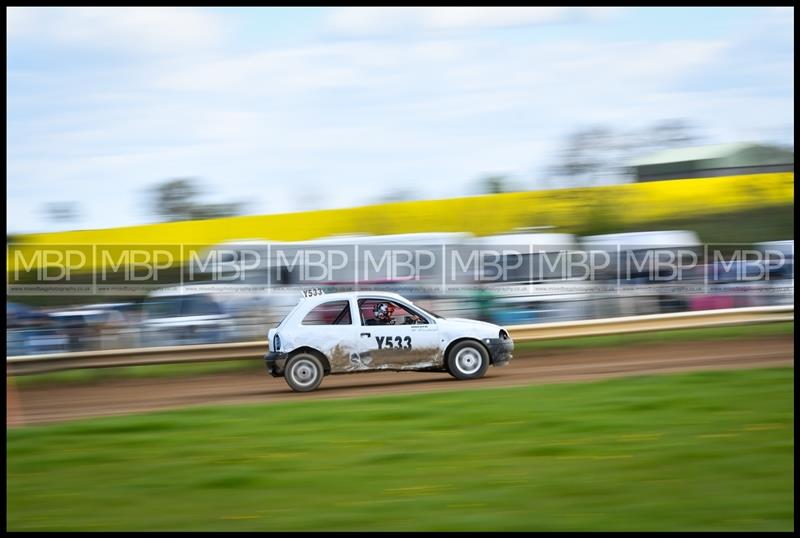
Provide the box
[8,336,794,425]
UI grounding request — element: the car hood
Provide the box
[437,317,503,338]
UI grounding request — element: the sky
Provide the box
[6,7,795,234]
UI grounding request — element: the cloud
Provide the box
[6,8,793,233]
[151,35,729,114]
[7,7,228,55]
[326,7,620,36]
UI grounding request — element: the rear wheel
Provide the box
[446,341,489,380]
[285,353,324,392]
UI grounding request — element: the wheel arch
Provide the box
[288,346,331,375]
[443,337,492,365]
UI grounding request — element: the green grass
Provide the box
[12,321,794,388]
[7,367,794,531]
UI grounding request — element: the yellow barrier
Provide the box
[8,172,794,271]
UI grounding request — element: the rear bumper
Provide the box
[485,337,514,367]
[264,351,288,377]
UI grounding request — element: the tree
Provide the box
[374,189,418,204]
[44,201,81,223]
[549,119,705,187]
[480,175,508,194]
[549,126,618,187]
[646,118,700,148]
[476,174,522,195]
[150,179,199,222]
[149,178,245,222]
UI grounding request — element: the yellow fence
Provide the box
[7,172,794,272]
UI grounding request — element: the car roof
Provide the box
[475,233,578,248]
[49,310,106,317]
[756,240,794,255]
[580,230,701,249]
[299,290,409,306]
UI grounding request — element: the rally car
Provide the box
[265,290,514,392]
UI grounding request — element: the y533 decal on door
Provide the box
[375,335,412,349]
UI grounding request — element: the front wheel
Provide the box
[284,353,324,392]
[446,341,489,380]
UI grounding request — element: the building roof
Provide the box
[630,142,792,167]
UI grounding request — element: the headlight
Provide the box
[273,333,281,351]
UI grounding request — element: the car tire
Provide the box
[284,353,325,392]
[446,341,489,380]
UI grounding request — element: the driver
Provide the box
[373,302,396,325]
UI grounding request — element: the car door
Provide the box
[355,298,441,370]
[297,299,361,372]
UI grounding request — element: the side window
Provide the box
[181,295,223,316]
[358,299,428,326]
[302,301,352,325]
[143,297,182,320]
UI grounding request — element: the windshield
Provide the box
[275,302,302,329]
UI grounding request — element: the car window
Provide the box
[181,295,223,316]
[358,299,428,326]
[302,300,352,325]
[143,297,182,320]
[51,315,86,328]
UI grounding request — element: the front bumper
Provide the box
[484,337,514,367]
[264,351,289,377]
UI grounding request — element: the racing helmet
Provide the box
[373,302,395,323]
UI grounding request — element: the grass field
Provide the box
[11,321,794,388]
[7,367,794,531]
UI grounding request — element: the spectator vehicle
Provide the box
[49,309,124,351]
[265,290,513,392]
[580,230,702,316]
[7,303,68,356]
[140,288,235,347]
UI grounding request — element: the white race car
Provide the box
[266,290,513,392]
